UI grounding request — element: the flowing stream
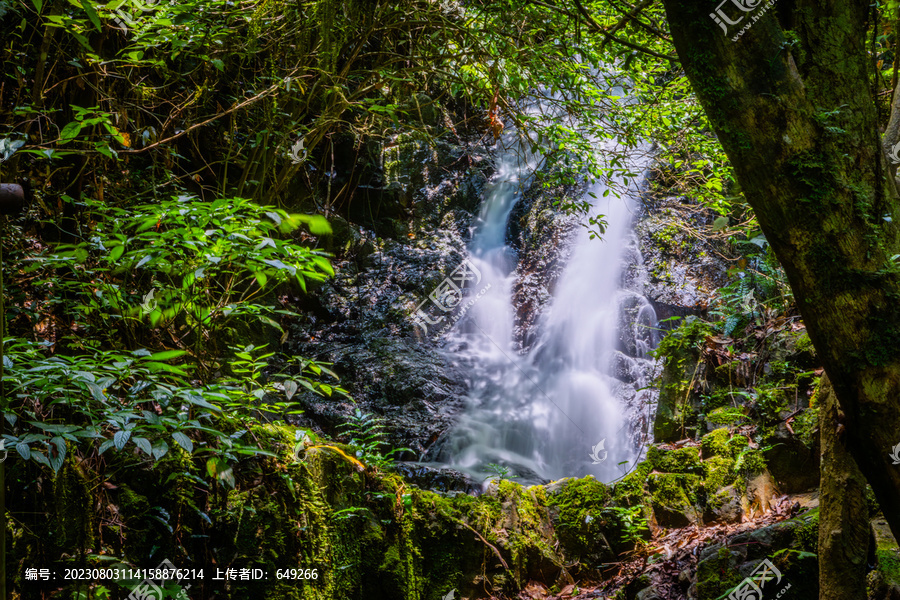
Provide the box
[433,126,659,485]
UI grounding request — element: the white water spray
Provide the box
[435,127,658,484]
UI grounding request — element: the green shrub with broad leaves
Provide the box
[2,194,344,482]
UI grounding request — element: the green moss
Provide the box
[704,455,737,492]
[546,476,612,557]
[736,448,767,477]
[648,445,704,474]
[612,459,652,506]
[648,473,702,527]
[792,508,819,552]
[795,331,815,354]
[695,547,743,599]
[53,460,95,554]
[791,407,819,447]
[700,429,730,459]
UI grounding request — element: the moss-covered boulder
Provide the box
[868,518,900,600]
[648,473,702,528]
[652,317,713,442]
[648,445,704,475]
[693,510,819,599]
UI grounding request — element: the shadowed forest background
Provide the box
[1,0,900,598]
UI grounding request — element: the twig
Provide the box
[455,518,510,571]
[121,79,289,154]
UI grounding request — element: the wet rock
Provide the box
[392,463,481,493]
[635,197,729,320]
[703,484,743,524]
[635,587,663,600]
[763,423,819,493]
[507,175,582,350]
[869,518,900,600]
[647,473,701,528]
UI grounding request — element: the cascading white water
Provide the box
[434,126,658,485]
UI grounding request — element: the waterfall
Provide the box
[432,124,659,485]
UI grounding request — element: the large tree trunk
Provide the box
[658,0,900,543]
[818,374,868,600]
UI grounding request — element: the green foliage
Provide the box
[652,316,714,362]
[225,344,348,413]
[337,409,409,470]
[25,194,332,371]
[484,463,518,483]
[2,339,266,472]
[709,242,794,337]
[600,505,649,546]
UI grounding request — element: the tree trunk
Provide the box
[658,0,900,543]
[818,374,868,600]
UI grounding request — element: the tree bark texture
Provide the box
[818,374,869,600]
[659,0,900,543]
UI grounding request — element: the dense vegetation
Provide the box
[2,0,900,598]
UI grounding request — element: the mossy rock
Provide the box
[868,517,900,600]
[695,547,745,599]
[703,455,737,492]
[652,317,712,442]
[53,460,95,554]
[700,429,746,460]
[612,460,652,507]
[696,511,820,600]
[703,485,742,524]
[647,473,702,528]
[648,445,704,475]
[545,477,616,564]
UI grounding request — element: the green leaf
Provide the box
[86,381,106,403]
[109,244,125,262]
[79,0,102,31]
[16,442,31,460]
[59,121,84,144]
[145,362,190,376]
[31,0,43,12]
[133,437,152,456]
[32,451,51,468]
[151,441,169,461]
[113,429,131,450]
[183,394,222,413]
[294,214,332,235]
[49,437,66,472]
[172,431,193,453]
[146,349,188,361]
[712,216,729,231]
